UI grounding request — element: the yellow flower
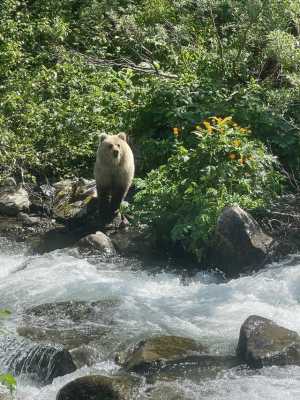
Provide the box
[172,127,180,136]
[219,116,232,125]
[232,139,241,147]
[228,153,236,160]
[203,120,213,133]
[240,127,250,134]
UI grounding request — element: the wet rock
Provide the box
[111,227,154,257]
[146,354,240,384]
[69,344,99,368]
[0,336,76,384]
[77,231,116,255]
[17,299,120,350]
[32,224,86,253]
[237,315,300,368]
[56,374,140,400]
[209,205,274,276]
[140,383,187,400]
[0,186,30,216]
[18,212,42,226]
[53,178,97,222]
[28,183,55,216]
[118,335,207,374]
[0,215,58,245]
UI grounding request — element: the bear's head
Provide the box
[98,132,127,165]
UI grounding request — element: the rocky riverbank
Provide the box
[0,176,299,277]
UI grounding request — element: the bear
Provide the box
[94,132,135,224]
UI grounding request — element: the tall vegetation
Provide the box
[0,0,299,256]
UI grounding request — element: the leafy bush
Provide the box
[132,117,283,259]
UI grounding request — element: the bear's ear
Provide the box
[99,133,108,143]
[118,132,127,142]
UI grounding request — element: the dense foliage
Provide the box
[1,0,300,256]
[133,117,282,258]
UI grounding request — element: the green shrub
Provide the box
[132,117,283,259]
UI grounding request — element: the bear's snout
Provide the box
[113,149,119,158]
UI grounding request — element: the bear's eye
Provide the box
[109,144,113,149]
[117,144,120,148]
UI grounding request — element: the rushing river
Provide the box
[0,236,300,399]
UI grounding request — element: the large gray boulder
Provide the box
[237,315,300,368]
[56,375,140,400]
[209,205,274,276]
[0,185,30,216]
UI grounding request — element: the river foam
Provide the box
[0,238,300,399]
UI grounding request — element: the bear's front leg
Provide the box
[97,185,111,225]
[110,187,126,217]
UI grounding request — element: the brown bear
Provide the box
[94,132,135,224]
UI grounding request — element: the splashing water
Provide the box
[0,237,300,399]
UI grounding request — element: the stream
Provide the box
[0,236,300,399]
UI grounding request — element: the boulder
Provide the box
[0,186,30,216]
[56,375,140,400]
[18,212,42,226]
[118,335,207,374]
[110,227,154,257]
[28,182,56,216]
[209,205,273,276]
[0,214,59,245]
[0,336,76,384]
[53,178,97,221]
[17,299,119,350]
[77,232,116,255]
[237,315,300,368]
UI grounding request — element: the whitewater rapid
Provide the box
[0,237,300,399]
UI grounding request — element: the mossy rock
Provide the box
[56,375,140,400]
[118,335,207,374]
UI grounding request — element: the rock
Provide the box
[0,213,60,248]
[77,232,116,255]
[18,212,42,226]
[209,205,274,276]
[56,375,140,400]
[237,315,300,368]
[147,354,240,384]
[0,336,76,384]
[118,335,207,374]
[28,183,55,216]
[70,344,99,368]
[17,299,119,350]
[53,178,97,222]
[32,224,86,253]
[0,186,30,216]
[1,177,17,189]
[110,226,154,257]
[140,383,187,400]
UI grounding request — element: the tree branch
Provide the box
[70,50,178,79]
